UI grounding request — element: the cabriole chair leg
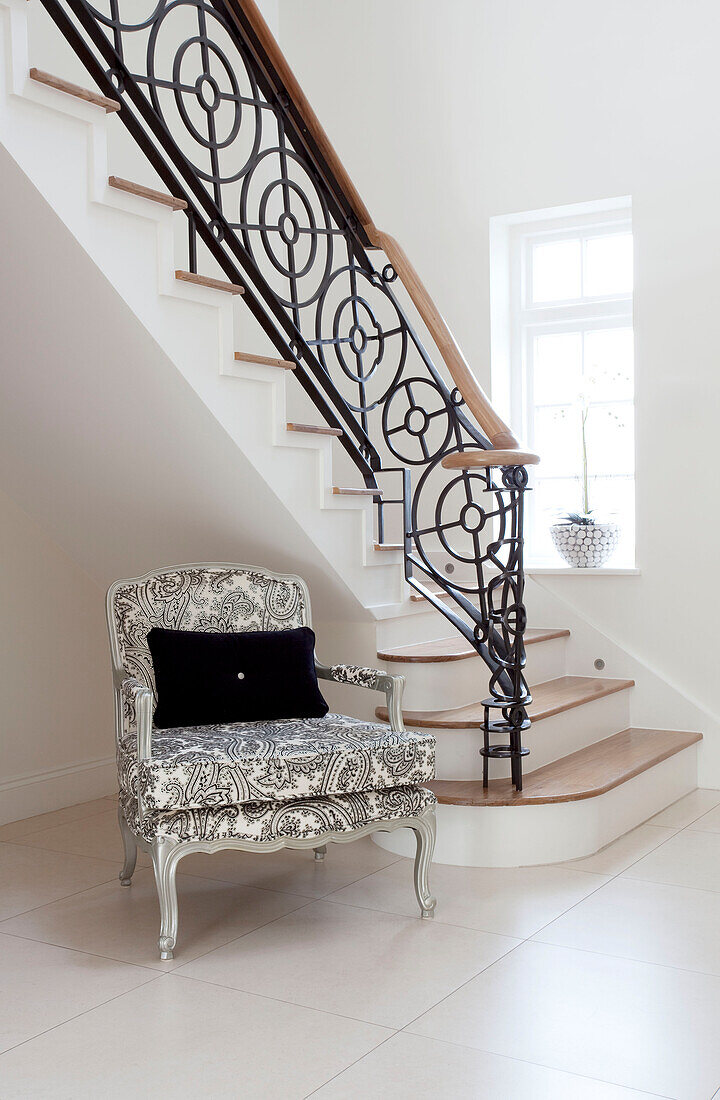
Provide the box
[313,844,327,861]
[118,803,137,887]
[151,837,179,960]
[412,812,437,919]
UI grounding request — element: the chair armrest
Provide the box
[117,676,154,763]
[316,662,406,732]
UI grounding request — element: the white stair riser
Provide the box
[432,688,631,781]
[374,745,698,867]
[391,636,568,711]
[375,602,482,649]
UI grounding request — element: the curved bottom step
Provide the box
[373,729,701,867]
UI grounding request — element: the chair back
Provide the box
[106,563,310,696]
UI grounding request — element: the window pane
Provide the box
[585,402,635,477]
[532,239,581,302]
[586,476,635,565]
[531,476,581,559]
[534,331,582,405]
[533,405,582,478]
[584,233,633,297]
[584,328,634,402]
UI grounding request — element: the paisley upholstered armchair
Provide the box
[107,563,437,960]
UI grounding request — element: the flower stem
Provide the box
[581,406,590,515]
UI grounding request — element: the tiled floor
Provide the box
[2,791,720,1098]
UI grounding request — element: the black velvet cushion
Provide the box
[148,626,329,729]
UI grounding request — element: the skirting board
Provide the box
[0,755,116,826]
[373,745,698,867]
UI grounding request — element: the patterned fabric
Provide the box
[329,664,380,688]
[118,713,435,812]
[111,566,307,701]
[120,785,437,844]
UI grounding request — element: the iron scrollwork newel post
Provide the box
[481,464,531,791]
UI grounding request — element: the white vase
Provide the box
[550,522,620,568]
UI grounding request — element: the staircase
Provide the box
[0,0,703,862]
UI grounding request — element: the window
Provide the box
[490,199,635,567]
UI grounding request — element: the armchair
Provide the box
[107,563,437,960]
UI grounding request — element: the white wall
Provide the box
[278,0,720,782]
[0,488,112,823]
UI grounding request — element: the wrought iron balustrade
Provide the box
[39,0,534,788]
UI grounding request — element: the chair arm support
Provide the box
[315,662,406,732]
[117,675,154,763]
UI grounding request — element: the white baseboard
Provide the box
[0,755,116,826]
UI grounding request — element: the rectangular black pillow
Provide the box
[147,625,329,729]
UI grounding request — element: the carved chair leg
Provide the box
[314,844,327,861]
[151,837,180,960]
[412,811,437,919]
[118,803,137,887]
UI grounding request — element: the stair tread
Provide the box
[409,583,455,602]
[287,422,343,437]
[29,68,121,112]
[175,270,244,295]
[333,487,383,497]
[374,542,403,551]
[375,674,635,728]
[235,351,295,369]
[378,627,570,662]
[428,728,702,806]
[108,176,186,210]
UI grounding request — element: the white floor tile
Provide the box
[536,876,720,975]
[565,824,676,875]
[0,931,155,1054]
[177,899,518,1028]
[0,867,308,969]
[328,858,609,937]
[622,829,720,892]
[690,804,720,833]
[0,842,118,921]
[14,809,150,868]
[0,799,113,843]
[176,835,401,898]
[0,974,390,1100]
[409,940,720,1098]
[647,788,720,828]
[313,1032,660,1099]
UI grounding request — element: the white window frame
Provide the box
[490,197,636,570]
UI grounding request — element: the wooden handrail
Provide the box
[442,449,539,470]
[235,0,375,236]
[236,0,522,453]
[370,231,519,450]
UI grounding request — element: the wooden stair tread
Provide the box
[409,583,453,602]
[428,728,702,806]
[333,487,383,497]
[375,674,635,728]
[29,68,121,112]
[378,627,570,663]
[175,270,244,295]
[374,542,403,551]
[235,351,295,369]
[286,422,343,437]
[108,176,186,210]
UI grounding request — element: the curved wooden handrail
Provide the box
[236,0,522,452]
[442,449,539,470]
[370,231,519,449]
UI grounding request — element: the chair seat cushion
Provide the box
[120,785,437,845]
[118,713,435,813]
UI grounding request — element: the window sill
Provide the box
[525,565,640,576]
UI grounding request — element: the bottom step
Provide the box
[373,728,701,867]
[430,728,701,806]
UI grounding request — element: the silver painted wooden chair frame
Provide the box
[107,563,437,961]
